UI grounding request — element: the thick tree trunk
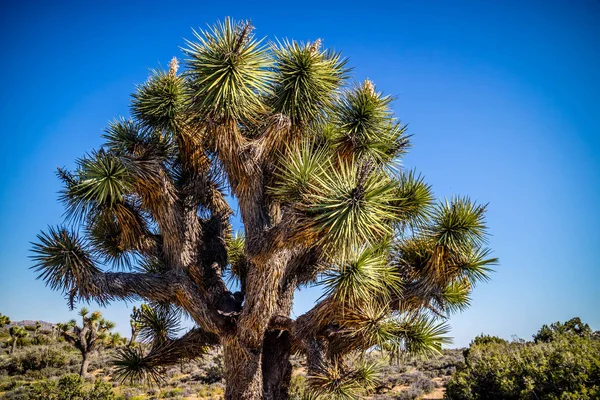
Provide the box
[79,353,90,378]
[262,330,292,400]
[223,339,263,400]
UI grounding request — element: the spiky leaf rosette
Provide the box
[31,227,100,305]
[427,196,488,253]
[74,151,131,208]
[329,301,451,356]
[307,359,380,400]
[269,39,348,127]
[103,118,174,160]
[269,139,330,203]
[331,80,409,166]
[392,170,434,229]
[113,346,166,385]
[183,18,271,122]
[293,159,400,255]
[131,65,185,133]
[392,197,495,287]
[440,278,472,313]
[137,304,181,347]
[320,246,401,306]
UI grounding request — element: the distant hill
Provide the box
[7,320,54,330]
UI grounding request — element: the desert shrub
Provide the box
[87,379,116,400]
[196,383,225,399]
[2,385,35,400]
[412,374,435,393]
[395,370,426,386]
[533,317,592,343]
[1,346,71,375]
[0,375,20,391]
[395,386,425,400]
[116,386,145,400]
[30,379,59,400]
[470,334,507,346]
[27,375,116,400]
[161,387,185,398]
[200,363,224,384]
[446,331,600,399]
[57,374,86,398]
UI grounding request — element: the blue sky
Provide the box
[0,0,598,348]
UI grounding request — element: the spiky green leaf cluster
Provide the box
[270,39,348,125]
[136,304,181,347]
[183,18,271,121]
[441,279,472,313]
[321,246,401,306]
[113,346,165,385]
[269,140,330,203]
[131,65,185,132]
[428,196,488,252]
[330,80,409,165]
[393,170,434,229]
[31,227,99,298]
[71,150,131,211]
[297,160,400,253]
[307,359,380,400]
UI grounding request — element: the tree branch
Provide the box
[135,326,220,369]
[87,271,183,304]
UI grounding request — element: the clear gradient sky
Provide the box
[0,0,598,348]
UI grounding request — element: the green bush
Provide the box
[470,334,507,346]
[446,329,600,399]
[533,317,592,343]
[1,346,71,375]
[87,379,116,400]
[26,374,116,400]
[57,374,85,399]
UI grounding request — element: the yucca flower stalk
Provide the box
[31,18,496,399]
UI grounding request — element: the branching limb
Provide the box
[114,327,219,384]
[89,271,183,304]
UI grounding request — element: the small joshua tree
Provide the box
[108,332,127,348]
[128,306,142,347]
[0,313,10,328]
[31,18,496,399]
[57,308,115,377]
[9,326,27,354]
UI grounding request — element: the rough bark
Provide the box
[223,338,263,400]
[262,331,292,400]
[262,274,297,400]
[79,353,90,377]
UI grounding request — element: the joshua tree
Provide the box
[128,306,142,347]
[108,332,127,348]
[31,18,496,399]
[0,313,10,328]
[9,326,27,354]
[57,308,115,377]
